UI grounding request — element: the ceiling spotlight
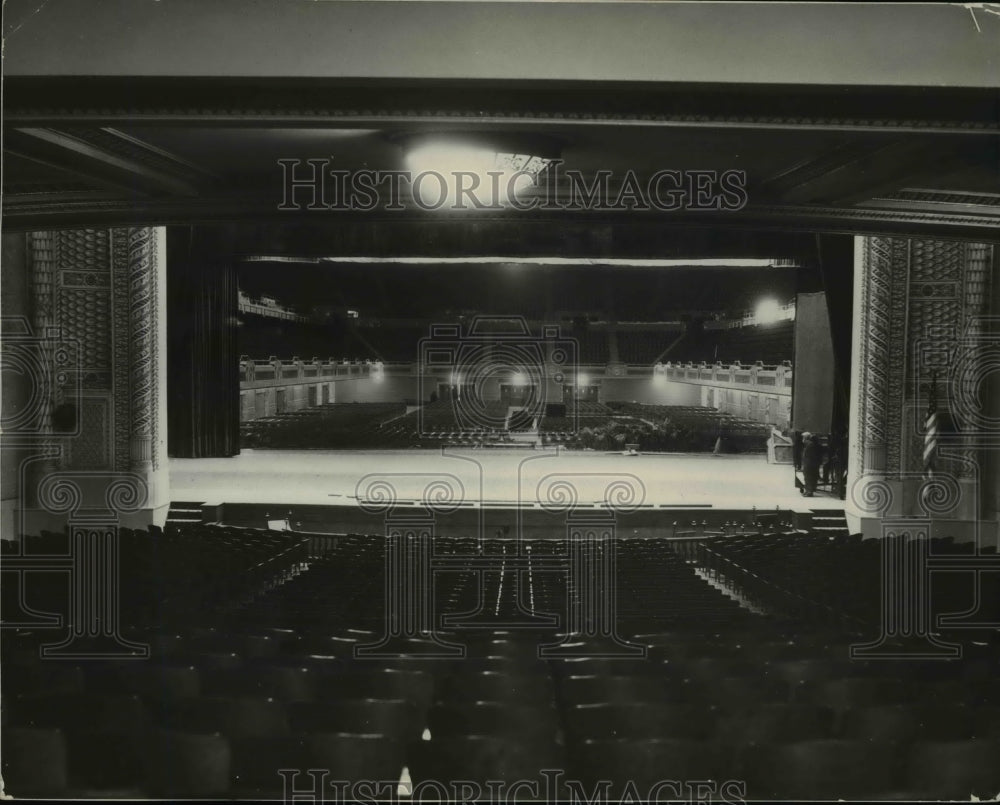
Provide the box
[396,132,562,210]
[754,298,782,325]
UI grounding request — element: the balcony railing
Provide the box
[660,360,792,392]
[239,356,376,386]
[239,356,792,393]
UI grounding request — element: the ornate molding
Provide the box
[6,107,998,136]
[877,189,1000,209]
[5,196,1000,239]
[56,126,216,185]
[5,77,998,133]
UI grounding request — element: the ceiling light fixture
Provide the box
[394,132,562,209]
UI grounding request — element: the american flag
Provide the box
[923,371,938,479]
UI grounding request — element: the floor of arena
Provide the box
[170,449,845,511]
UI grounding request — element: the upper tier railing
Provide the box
[659,360,793,391]
[239,356,792,394]
[239,356,375,386]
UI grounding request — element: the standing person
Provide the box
[793,431,806,492]
[713,417,726,455]
[801,433,822,497]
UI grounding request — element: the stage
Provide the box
[170,448,845,536]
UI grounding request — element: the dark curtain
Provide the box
[167,226,240,458]
[814,235,855,441]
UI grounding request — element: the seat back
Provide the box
[436,671,554,705]
[428,702,561,741]
[164,696,290,739]
[571,738,730,799]
[289,699,421,742]
[301,732,405,782]
[556,674,691,706]
[142,729,232,797]
[1,727,69,796]
[565,703,716,742]
[409,735,565,789]
[743,739,896,800]
[905,740,1000,800]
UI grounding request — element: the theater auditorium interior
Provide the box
[2,1,1000,801]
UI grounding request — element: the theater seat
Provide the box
[3,661,85,696]
[548,656,665,678]
[903,740,1000,800]
[564,703,717,742]
[1,726,69,796]
[288,699,421,742]
[708,675,791,710]
[142,729,232,797]
[319,668,435,709]
[556,674,691,706]
[230,735,308,799]
[742,739,897,800]
[717,703,836,746]
[838,704,918,745]
[66,730,146,795]
[436,671,554,705]
[8,692,151,733]
[201,665,317,701]
[162,696,290,739]
[300,732,405,782]
[107,663,201,700]
[571,738,732,801]
[428,702,561,741]
[409,735,565,793]
[795,676,915,709]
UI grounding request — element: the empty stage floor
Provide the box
[170,449,844,512]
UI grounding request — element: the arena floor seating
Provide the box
[241,403,406,448]
[3,526,998,800]
[241,400,770,453]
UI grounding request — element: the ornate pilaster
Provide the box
[905,240,966,478]
[851,236,996,535]
[856,237,896,474]
[11,228,167,529]
[126,228,159,475]
[24,232,63,503]
[956,243,995,482]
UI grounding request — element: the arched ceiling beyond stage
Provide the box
[3,1,998,239]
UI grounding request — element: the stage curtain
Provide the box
[815,235,855,437]
[167,226,240,458]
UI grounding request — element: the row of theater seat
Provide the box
[241,402,405,448]
[2,525,309,632]
[240,399,773,453]
[609,402,772,451]
[3,526,998,799]
[6,627,997,798]
[699,530,1000,629]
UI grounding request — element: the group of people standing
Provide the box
[794,431,847,498]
